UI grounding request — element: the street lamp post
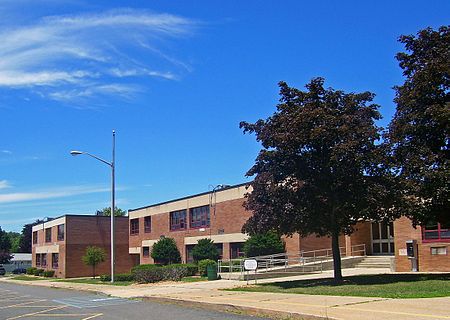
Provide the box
[209,184,231,238]
[70,130,116,283]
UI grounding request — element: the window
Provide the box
[57,224,65,241]
[170,210,187,230]
[45,228,52,243]
[143,246,150,257]
[431,247,447,255]
[144,216,151,233]
[189,205,210,228]
[33,231,38,244]
[130,218,139,235]
[52,253,59,268]
[422,222,450,242]
[41,254,47,267]
[36,254,41,267]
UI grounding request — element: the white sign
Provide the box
[244,259,258,271]
[398,249,407,256]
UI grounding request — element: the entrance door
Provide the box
[371,222,394,255]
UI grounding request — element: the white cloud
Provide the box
[1,150,12,154]
[0,180,11,189]
[0,185,109,204]
[0,8,196,103]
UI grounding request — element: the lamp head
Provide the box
[70,150,83,156]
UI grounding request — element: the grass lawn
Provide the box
[227,273,450,299]
[10,275,49,281]
[55,278,133,286]
[181,276,208,282]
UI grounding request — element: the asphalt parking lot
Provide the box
[0,282,268,320]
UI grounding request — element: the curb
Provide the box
[141,295,335,320]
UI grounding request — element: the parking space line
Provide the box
[6,305,66,320]
[32,313,102,317]
[81,314,103,320]
[0,299,47,309]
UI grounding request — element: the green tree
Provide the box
[386,26,449,225]
[0,226,12,264]
[96,207,126,217]
[243,232,285,257]
[150,237,181,265]
[7,232,22,252]
[240,78,400,281]
[82,246,106,278]
[18,219,45,253]
[192,238,220,262]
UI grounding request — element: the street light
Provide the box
[70,130,116,283]
[209,184,231,236]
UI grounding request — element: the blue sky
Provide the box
[0,0,448,231]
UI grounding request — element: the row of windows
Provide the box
[130,205,211,235]
[35,253,59,269]
[32,224,65,244]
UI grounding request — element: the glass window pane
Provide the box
[372,223,379,240]
[380,222,388,239]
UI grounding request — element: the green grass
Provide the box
[181,276,208,282]
[10,275,49,281]
[55,278,133,286]
[227,273,450,299]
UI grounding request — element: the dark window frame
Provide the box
[422,222,450,243]
[144,216,151,233]
[189,205,210,229]
[130,218,139,235]
[57,224,65,241]
[45,228,52,243]
[36,254,41,267]
[52,253,59,269]
[41,253,47,267]
[170,209,187,231]
[33,231,38,244]
[142,246,150,257]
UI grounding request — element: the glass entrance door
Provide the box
[371,222,394,255]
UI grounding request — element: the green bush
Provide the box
[131,263,161,273]
[198,259,217,276]
[42,270,55,277]
[192,238,220,262]
[34,268,44,276]
[243,231,285,257]
[132,263,198,284]
[100,273,134,282]
[151,237,181,265]
[26,267,37,275]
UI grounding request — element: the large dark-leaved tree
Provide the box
[386,26,449,226]
[0,226,12,264]
[18,219,45,253]
[240,78,400,281]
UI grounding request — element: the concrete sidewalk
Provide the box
[1,269,448,320]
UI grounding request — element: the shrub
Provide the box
[198,259,217,276]
[132,263,198,284]
[34,268,44,276]
[192,238,220,262]
[26,267,37,275]
[243,231,285,257]
[42,270,55,277]
[150,238,181,265]
[100,273,134,282]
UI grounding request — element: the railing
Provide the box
[217,243,366,279]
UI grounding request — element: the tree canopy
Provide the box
[151,237,181,265]
[96,207,126,217]
[240,78,400,280]
[0,226,12,264]
[191,238,220,262]
[386,26,449,226]
[18,219,45,253]
[82,246,106,278]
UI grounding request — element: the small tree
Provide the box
[82,246,106,278]
[0,226,12,264]
[243,232,285,257]
[96,207,126,217]
[192,238,220,262]
[151,237,181,265]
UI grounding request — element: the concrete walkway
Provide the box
[1,268,448,320]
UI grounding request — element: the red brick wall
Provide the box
[349,222,372,255]
[394,217,450,272]
[130,198,252,263]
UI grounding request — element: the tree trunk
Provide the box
[92,265,95,279]
[331,230,343,282]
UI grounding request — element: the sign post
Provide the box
[244,259,258,285]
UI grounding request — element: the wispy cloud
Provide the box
[1,150,12,155]
[0,185,109,204]
[0,8,196,104]
[0,180,11,189]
